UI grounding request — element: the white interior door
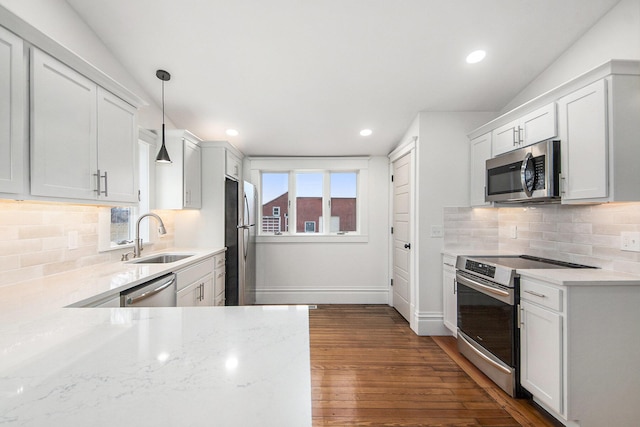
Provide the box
[392,152,412,322]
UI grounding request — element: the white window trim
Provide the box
[250,157,369,243]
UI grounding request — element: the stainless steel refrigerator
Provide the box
[239,181,257,305]
[225,178,256,305]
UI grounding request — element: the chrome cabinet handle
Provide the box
[524,289,546,298]
[94,169,108,197]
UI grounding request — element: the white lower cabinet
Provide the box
[519,275,640,427]
[176,256,215,307]
[177,275,214,307]
[520,300,562,414]
[442,254,457,335]
[214,252,226,306]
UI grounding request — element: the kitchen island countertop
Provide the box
[0,249,312,426]
[0,305,312,426]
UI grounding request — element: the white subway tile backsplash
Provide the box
[444,202,640,272]
[0,200,175,287]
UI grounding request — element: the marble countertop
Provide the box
[0,248,313,426]
[0,248,224,326]
[441,249,640,286]
[518,268,640,286]
[0,306,312,426]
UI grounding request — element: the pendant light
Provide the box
[155,69,172,163]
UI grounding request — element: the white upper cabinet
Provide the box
[30,48,138,203]
[97,88,139,203]
[0,26,24,194]
[183,138,202,208]
[558,75,640,203]
[492,103,557,156]
[225,150,242,181]
[31,48,98,200]
[469,132,491,207]
[557,80,608,201]
[155,130,202,209]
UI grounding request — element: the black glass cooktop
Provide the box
[470,255,595,270]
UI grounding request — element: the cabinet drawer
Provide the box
[214,293,225,307]
[520,278,563,312]
[214,252,225,269]
[214,267,225,295]
[176,257,215,291]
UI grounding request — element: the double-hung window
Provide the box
[253,157,368,241]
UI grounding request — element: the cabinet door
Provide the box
[97,88,138,203]
[201,275,214,306]
[442,260,457,334]
[469,133,491,206]
[520,301,563,414]
[491,120,519,156]
[31,49,98,199]
[177,281,201,307]
[520,103,557,147]
[558,80,608,201]
[226,151,241,180]
[183,140,201,208]
[0,27,25,194]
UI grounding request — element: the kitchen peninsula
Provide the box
[0,250,312,426]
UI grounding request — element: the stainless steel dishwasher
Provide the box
[121,273,177,307]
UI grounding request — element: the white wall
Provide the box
[0,0,167,129]
[412,112,495,335]
[250,156,390,304]
[502,0,640,112]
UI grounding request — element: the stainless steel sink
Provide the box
[129,254,194,264]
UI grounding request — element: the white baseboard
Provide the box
[413,311,450,336]
[256,289,389,305]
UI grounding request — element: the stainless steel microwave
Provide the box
[485,139,561,203]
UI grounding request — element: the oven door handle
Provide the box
[456,273,510,298]
[458,332,512,375]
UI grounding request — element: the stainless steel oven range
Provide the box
[454,255,595,397]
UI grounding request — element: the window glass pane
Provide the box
[296,173,323,233]
[262,172,289,233]
[330,172,357,232]
[110,207,133,245]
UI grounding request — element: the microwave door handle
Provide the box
[521,152,534,197]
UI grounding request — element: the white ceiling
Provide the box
[66,0,620,156]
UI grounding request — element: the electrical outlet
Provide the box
[68,230,78,250]
[621,232,640,252]
[430,225,444,238]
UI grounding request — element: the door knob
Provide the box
[404,243,411,249]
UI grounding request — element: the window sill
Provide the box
[256,234,368,243]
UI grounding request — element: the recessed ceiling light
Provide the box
[360,129,373,137]
[226,129,239,137]
[466,50,486,64]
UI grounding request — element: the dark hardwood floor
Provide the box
[309,305,558,427]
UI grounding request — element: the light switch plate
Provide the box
[509,225,517,239]
[430,225,444,238]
